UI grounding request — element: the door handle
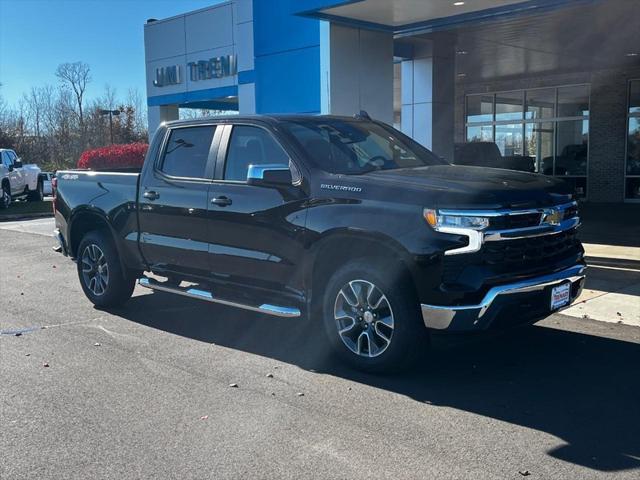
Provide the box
[211,196,232,207]
[143,190,160,201]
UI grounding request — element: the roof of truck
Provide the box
[162,114,371,128]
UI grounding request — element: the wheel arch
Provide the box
[307,229,418,310]
[68,208,129,274]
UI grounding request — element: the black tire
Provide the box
[1,182,10,209]
[320,259,427,373]
[27,179,43,202]
[76,230,136,308]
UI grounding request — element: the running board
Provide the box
[138,277,301,318]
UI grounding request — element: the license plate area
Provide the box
[550,282,571,310]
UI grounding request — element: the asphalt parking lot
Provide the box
[1,219,639,479]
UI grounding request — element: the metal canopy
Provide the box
[403,0,640,82]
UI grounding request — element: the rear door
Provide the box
[137,123,220,279]
[205,123,308,298]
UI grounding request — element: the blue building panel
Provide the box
[255,46,321,114]
[147,86,239,107]
[253,0,321,57]
[252,0,322,114]
[238,69,256,85]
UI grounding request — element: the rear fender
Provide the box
[68,208,130,274]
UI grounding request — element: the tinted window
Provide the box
[630,80,640,114]
[161,126,215,178]
[224,126,289,181]
[557,85,590,117]
[495,91,523,121]
[526,88,555,119]
[282,119,446,175]
[466,94,494,123]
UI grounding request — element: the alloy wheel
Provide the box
[81,244,109,296]
[333,279,395,358]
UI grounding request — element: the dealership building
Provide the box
[144,0,640,202]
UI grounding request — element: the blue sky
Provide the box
[0,0,221,106]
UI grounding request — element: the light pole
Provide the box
[99,109,121,144]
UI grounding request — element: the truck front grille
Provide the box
[443,228,581,284]
[482,228,580,266]
[488,212,541,230]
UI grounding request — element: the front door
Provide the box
[6,151,25,195]
[206,124,308,299]
[137,124,219,280]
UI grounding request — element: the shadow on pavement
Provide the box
[116,291,640,473]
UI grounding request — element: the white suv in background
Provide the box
[0,148,43,208]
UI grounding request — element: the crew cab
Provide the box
[1,148,43,208]
[53,115,585,371]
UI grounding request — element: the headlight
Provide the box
[423,209,489,231]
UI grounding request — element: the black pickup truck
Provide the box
[53,114,585,371]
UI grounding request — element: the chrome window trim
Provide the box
[218,122,299,184]
[155,123,221,182]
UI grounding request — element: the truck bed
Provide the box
[54,169,142,268]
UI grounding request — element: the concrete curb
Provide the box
[0,212,54,222]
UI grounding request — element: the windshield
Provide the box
[281,118,448,175]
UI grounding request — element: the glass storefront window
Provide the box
[627,81,640,200]
[557,85,590,117]
[466,94,493,123]
[495,91,523,121]
[526,88,555,120]
[627,117,640,176]
[525,122,554,174]
[466,125,493,143]
[629,80,640,114]
[465,85,589,197]
[495,124,523,157]
[626,178,640,200]
[556,120,588,176]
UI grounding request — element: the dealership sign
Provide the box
[188,54,237,81]
[153,65,181,87]
[153,54,237,87]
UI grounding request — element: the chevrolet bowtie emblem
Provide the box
[542,208,562,226]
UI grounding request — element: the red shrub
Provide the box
[77,143,148,170]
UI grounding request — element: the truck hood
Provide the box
[362,165,572,209]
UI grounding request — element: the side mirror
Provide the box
[13,160,23,169]
[247,164,292,187]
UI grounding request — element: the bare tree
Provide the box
[126,88,148,139]
[23,86,54,138]
[102,84,117,111]
[56,62,91,129]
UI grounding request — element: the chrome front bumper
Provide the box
[421,264,586,331]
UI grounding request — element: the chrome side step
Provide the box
[138,277,301,318]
